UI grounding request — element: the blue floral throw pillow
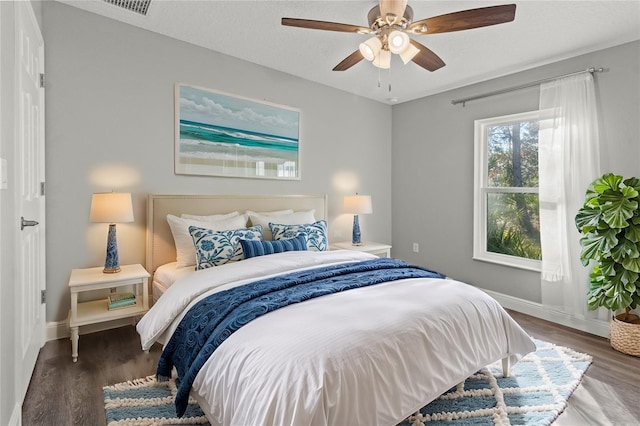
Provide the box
[189,225,262,270]
[269,220,329,252]
[240,235,307,259]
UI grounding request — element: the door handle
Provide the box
[21,216,39,230]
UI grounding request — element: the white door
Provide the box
[15,0,46,404]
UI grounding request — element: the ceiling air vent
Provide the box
[103,0,151,16]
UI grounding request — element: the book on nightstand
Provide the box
[108,299,136,310]
[108,292,135,304]
[108,293,136,310]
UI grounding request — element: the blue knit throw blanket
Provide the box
[157,257,445,417]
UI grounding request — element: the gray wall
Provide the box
[392,41,640,303]
[42,2,392,323]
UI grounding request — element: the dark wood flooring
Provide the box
[22,310,640,425]
[22,325,162,425]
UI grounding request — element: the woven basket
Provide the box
[610,313,640,357]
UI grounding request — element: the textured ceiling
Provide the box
[57,0,640,104]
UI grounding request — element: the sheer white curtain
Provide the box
[538,73,607,320]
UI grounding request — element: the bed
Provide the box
[137,194,536,426]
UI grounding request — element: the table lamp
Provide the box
[89,192,134,273]
[344,194,372,246]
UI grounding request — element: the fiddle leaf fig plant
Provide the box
[575,173,640,318]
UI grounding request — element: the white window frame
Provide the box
[473,110,541,272]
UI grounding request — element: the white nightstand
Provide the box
[331,241,392,257]
[68,263,150,362]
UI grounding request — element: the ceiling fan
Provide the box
[282,0,516,72]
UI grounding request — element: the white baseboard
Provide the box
[46,317,135,342]
[483,289,610,338]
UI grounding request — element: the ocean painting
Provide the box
[175,84,300,179]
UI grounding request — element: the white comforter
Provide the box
[137,250,535,426]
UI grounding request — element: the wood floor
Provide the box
[22,310,640,425]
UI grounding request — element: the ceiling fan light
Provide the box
[359,37,382,61]
[372,49,391,69]
[399,43,420,64]
[388,30,410,54]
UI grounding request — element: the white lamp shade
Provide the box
[388,30,410,54]
[372,49,391,69]
[399,42,420,64]
[359,37,382,61]
[344,195,373,215]
[90,192,134,223]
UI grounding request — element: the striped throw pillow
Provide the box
[240,235,307,259]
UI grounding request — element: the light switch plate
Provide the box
[0,158,7,190]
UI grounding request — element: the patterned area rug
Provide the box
[103,377,209,426]
[103,339,591,426]
[400,339,592,425]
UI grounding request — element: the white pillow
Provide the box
[245,209,293,239]
[181,211,240,221]
[167,214,248,268]
[248,210,316,240]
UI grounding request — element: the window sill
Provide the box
[472,254,541,273]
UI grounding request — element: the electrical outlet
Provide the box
[412,243,419,253]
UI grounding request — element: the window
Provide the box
[474,111,541,271]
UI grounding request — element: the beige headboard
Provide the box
[146,194,328,274]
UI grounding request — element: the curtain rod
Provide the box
[451,67,604,106]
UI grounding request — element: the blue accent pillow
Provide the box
[240,235,307,259]
[270,220,329,252]
[189,225,262,270]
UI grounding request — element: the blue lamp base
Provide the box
[351,214,362,246]
[103,223,121,273]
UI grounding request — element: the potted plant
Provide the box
[575,173,640,356]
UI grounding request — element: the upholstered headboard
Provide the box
[146,194,328,274]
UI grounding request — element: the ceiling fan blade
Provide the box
[282,18,371,34]
[379,0,407,23]
[409,4,516,35]
[409,39,445,71]
[333,50,365,71]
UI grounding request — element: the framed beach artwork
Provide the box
[175,84,300,180]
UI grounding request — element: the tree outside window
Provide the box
[474,111,541,271]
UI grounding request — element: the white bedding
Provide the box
[151,262,194,302]
[137,250,536,426]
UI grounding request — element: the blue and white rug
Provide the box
[103,339,591,426]
[103,376,209,425]
[400,339,592,425]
